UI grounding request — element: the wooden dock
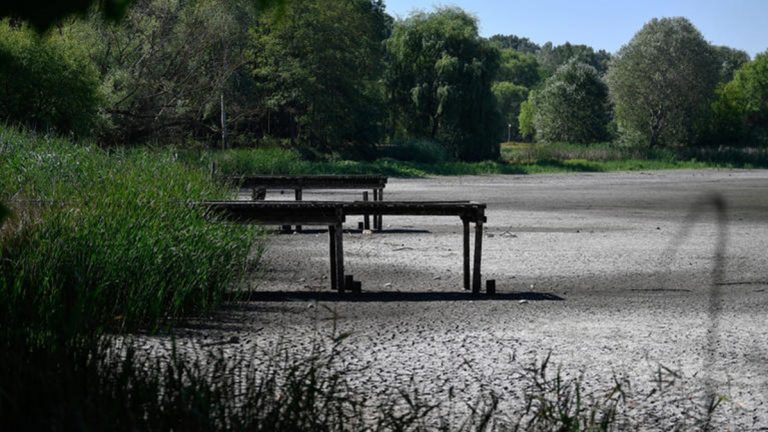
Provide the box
[199,200,488,294]
[225,174,388,230]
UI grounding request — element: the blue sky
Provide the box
[384,0,768,57]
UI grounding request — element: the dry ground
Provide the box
[172,170,768,429]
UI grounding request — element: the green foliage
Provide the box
[533,60,611,144]
[607,17,720,148]
[493,81,529,141]
[497,49,542,87]
[385,7,502,161]
[0,21,101,136]
[709,51,768,146]
[0,127,254,341]
[77,0,247,144]
[537,41,611,77]
[381,138,451,163]
[249,0,389,154]
[488,33,540,54]
[0,0,133,31]
[518,95,536,140]
[713,45,750,83]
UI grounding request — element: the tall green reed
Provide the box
[0,127,255,342]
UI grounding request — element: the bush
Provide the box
[380,138,451,164]
[0,21,101,136]
[0,127,254,342]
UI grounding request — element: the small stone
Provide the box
[384,282,393,288]
[299,278,306,282]
[519,299,529,304]
[487,233,495,238]
[433,276,441,280]
[362,229,373,235]
[307,303,315,309]
[228,336,240,343]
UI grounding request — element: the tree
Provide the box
[496,49,541,88]
[607,17,720,148]
[532,60,611,143]
[249,0,389,156]
[517,95,536,140]
[710,51,768,146]
[537,42,611,77]
[0,21,101,136]
[488,34,540,54]
[492,82,529,141]
[80,0,257,144]
[0,0,132,31]
[385,7,502,161]
[713,45,750,83]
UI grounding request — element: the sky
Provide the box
[384,0,768,57]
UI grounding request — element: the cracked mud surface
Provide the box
[166,170,768,429]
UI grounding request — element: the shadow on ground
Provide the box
[224,291,564,302]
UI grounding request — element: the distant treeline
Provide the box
[0,0,766,160]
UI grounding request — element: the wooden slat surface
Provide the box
[226,175,387,189]
[197,200,485,223]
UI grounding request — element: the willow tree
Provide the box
[385,7,502,161]
[607,17,719,148]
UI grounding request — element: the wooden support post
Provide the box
[472,221,483,294]
[377,188,384,230]
[463,219,470,291]
[363,191,370,230]
[294,189,303,232]
[329,225,337,291]
[334,222,345,292]
[486,279,496,295]
[372,189,379,230]
[252,187,266,201]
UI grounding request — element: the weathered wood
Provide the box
[197,200,486,292]
[294,189,303,232]
[334,222,345,292]
[486,279,496,295]
[472,221,483,294]
[372,189,379,230]
[329,225,337,291]
[229,175,387,190]
[363,191,370,230]
[199,201,485,223]
[377,188,384,230]
[463,219,470,291]
[251,188,266,201]
[344,275,354,293]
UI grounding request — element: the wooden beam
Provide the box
[294,189,303,232]
[363,191,370,230]
[333,222,345,292]
[463,219,470,291]
[227,175,387,190]
[329,225,337,291]
[472,221,483,294]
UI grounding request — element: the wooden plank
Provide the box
[198,200,486,223]
[228,175,387,190]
